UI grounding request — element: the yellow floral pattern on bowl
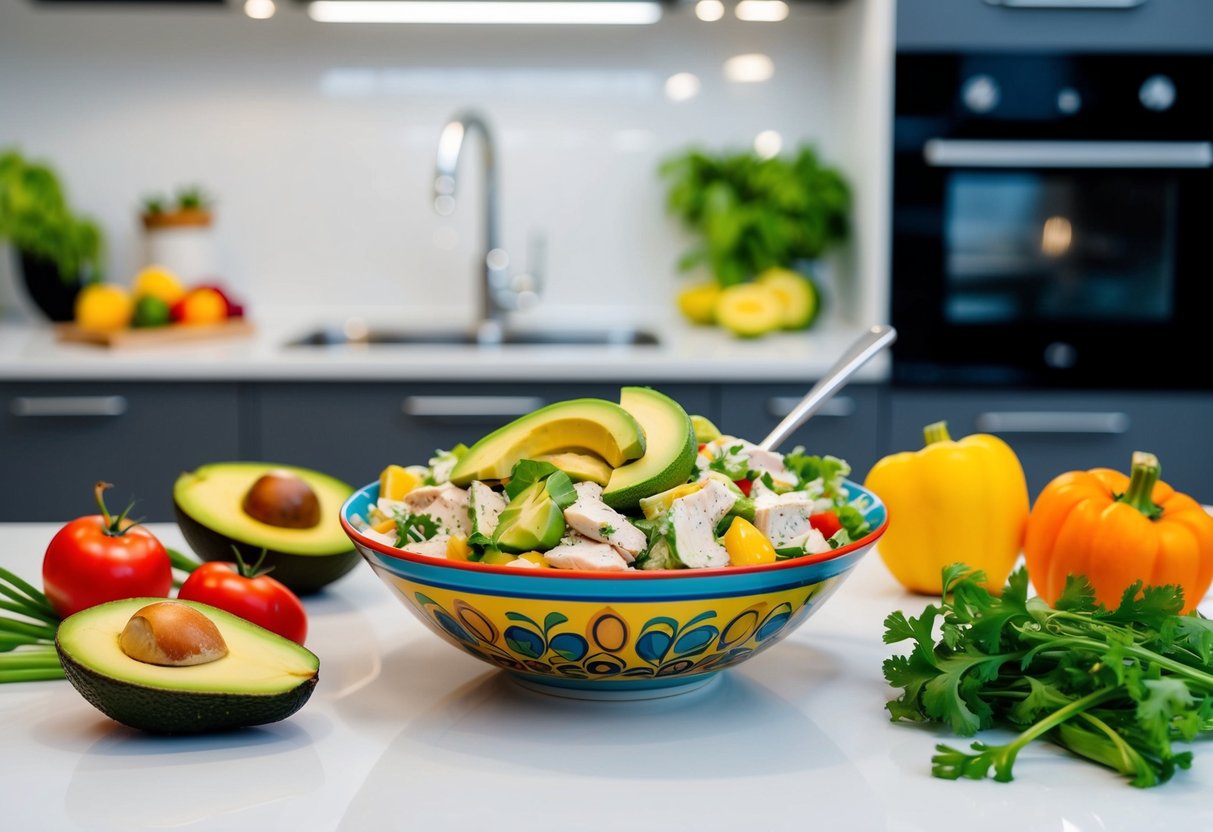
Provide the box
[375,571,846,685]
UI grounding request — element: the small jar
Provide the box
[141,208,217,282]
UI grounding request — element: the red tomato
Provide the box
[734,478,753,497]
[809,511,844,539]
[43,483,172,618]
[178,560,307,645]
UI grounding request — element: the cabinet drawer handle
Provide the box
[974,411,1130,435]
[767,396,856,420]
[9,396,129,417]
[402,396,545,419]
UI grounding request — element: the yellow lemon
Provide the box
[75,284,134,331]
[756,268,819,330]
[714,282,783,338]
[132,266,186,305]
[676,281,721,325]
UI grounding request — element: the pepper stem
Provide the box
[923,421,952,446]
[1117,451,1163,520]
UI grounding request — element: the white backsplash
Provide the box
[0,0,891,327]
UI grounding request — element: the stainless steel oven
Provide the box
[890,52,1213,389]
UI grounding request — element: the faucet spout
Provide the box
[432,111,509,331]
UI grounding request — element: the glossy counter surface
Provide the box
[0,309,890,383]
[2,523,1211,831]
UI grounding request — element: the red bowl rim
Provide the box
[341,486,888,581]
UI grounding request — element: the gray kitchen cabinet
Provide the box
[0,383,243,522]
[248,382,715,491]
[887,389,1213,503]
[718,384,884,479]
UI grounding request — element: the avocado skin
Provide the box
[174,500,361,595]
[56,643,319,735]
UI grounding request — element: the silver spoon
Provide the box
[758,324,897,452]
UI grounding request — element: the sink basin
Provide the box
[285,326,660,348]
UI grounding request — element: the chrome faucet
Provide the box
[433,111,538,340]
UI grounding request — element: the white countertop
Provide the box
[3,522,1212,832]
[0,308,890,383]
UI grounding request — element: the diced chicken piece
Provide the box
[468,481,507,538]
[563,481,647,562]
[544,533,631,572]
[402,483,471,537]
[504,558,541,569]
[362,526,398,548]
[697,435,797,489]
[377,497,407,519]
[668,479,738,569]
[753,491,815,549]
[398,535,452,559]
[745,446,798,489]
[785,527,832,555]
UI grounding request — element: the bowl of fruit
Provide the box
[341,386,887,699]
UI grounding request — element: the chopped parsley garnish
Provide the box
[395,513,440,546]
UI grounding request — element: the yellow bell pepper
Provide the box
[864,421,1029,595]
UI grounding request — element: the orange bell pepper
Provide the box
[1024,451,1213,614]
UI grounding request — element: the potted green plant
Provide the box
[0,150,104,321]
[660,145,850,336]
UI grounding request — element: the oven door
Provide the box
[891,138,1213,389]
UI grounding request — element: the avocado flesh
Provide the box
[56,598,319,734]
[449,399,645,486]
[493,480,565,553]
[531,452,613,486]
[602,387,697,511]
[173,462,358,594]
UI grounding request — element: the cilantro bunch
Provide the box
[884,565,1213,788]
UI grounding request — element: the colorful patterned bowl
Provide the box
[341,481,887,699]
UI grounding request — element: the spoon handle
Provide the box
[758,325,897,453]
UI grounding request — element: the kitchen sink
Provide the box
[285,325,660,348]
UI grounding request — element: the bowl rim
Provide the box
[341,479,888,581]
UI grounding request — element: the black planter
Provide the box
[17,252,83,322]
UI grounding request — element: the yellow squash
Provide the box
[864,421,1029,594]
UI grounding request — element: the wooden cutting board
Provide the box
[55,318,255,348]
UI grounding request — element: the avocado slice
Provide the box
[173,462,357,594]
[531,452,613,486]
[493,477,570,553]
[449,398,645,486]
[602,387,697,511]
[56,597,319,734]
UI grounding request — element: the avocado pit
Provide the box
[242,471,322,529]
[119,601,229,667]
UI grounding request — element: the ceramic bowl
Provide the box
[341,481,888,699]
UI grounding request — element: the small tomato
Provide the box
[42,483,173,618]
[809,511,843,539]
[177,552,307,644]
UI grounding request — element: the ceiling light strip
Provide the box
[308,1,663,25]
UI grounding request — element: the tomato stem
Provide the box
[229,545,272,578]
[923,421,952,446]
[1117,451,1163,521]
[94,481,114,529]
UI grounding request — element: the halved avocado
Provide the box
[602,387,697,511]
[449,398,645,485]
[173,462,357,594]
[56,597,319,734]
